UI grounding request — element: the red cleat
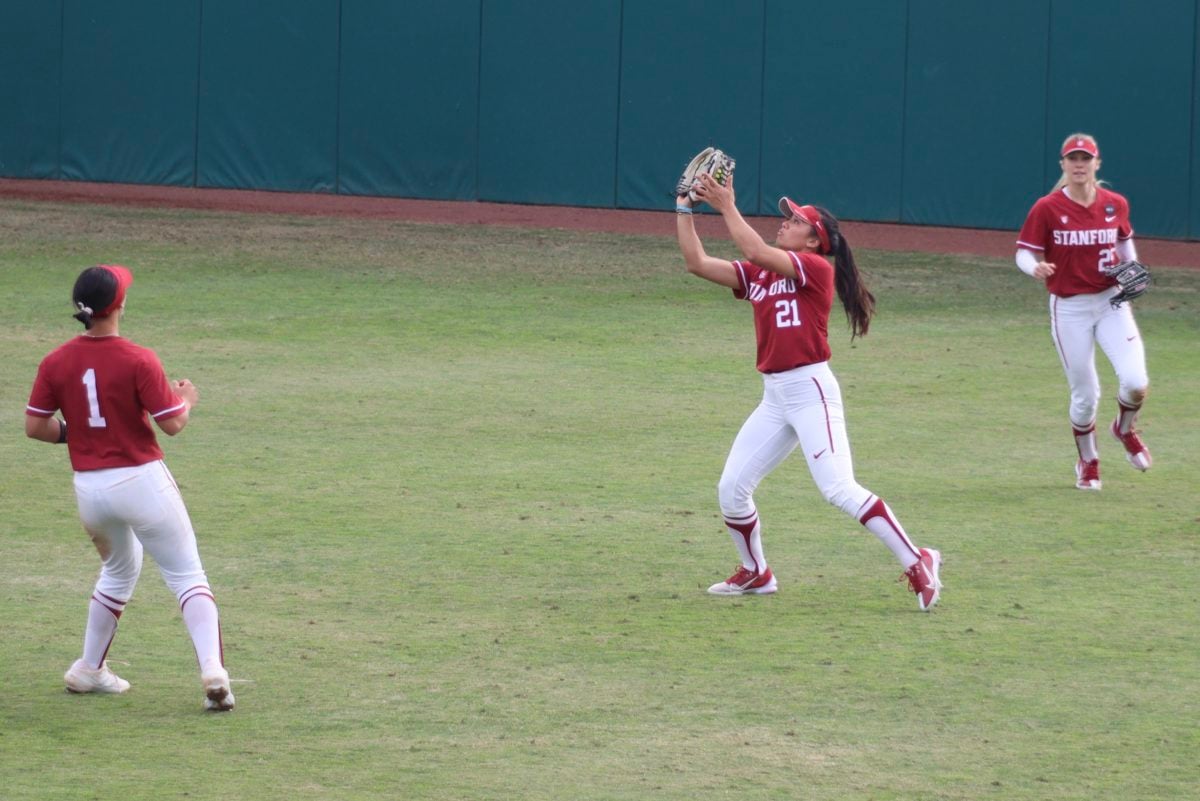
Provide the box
[1111,420,1152,471]
[707,566,777,595]
[1075,459,1102,491]
[902,548,942,611]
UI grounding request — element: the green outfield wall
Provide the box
[2,0,1198,239]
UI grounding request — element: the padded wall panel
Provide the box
[478,0,621,206]
[197,0,339,192]
[339,0,480,200]
[59,0,200,185]
[902,0,1048,229]
[1046,0,1197,238]
[0,2,62,178]
[762,0,907,222]
[616,0,765,214]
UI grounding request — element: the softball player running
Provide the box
[25,265,234,711]
[1016,133,1151,491]
[676,173,942,611]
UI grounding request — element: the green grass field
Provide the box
[1,200,1197,800]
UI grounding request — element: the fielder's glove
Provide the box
[1102,259,1151,308]
[673,147,736,202]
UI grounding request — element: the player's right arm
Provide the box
[1016,248,1056,280]
[1016,199,1056,281]
[155,379,197,436]
[676,195,739,289]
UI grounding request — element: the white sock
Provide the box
[179,587,223,672]
[1073,423,1098,462]
[858,497,920,569]
[82,592,125,669]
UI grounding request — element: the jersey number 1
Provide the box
[82,368,108,428]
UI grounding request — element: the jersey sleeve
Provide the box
[1118,194,1134,240]
[730,260,750,300]
[26,359,59,417]
[1016,200,1049,252]
[135,350,186,420]
[786,252,808,287]
[795,252,833,295]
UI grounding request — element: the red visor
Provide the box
[1061,137,1099,158]
[95,264,134,317]
[778,197,831,254]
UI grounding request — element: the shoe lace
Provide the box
[1080,460,1100,481]
[901,563,922,593]
[1122,429,1146,450]
[728,566,757,586]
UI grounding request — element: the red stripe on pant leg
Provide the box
[1052,296,1069,370]
[811,378,835,453]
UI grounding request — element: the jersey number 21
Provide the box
[775,299,801,328]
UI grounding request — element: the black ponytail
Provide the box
[71,266,118,329]
[814,207,875,339]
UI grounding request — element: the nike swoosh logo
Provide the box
[812,449,827,460]
[1105,215,1117,222]
[1127,335,1137,341]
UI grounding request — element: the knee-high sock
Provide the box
[1115,399,1140,435]
[724,512,766,573]
[179,585,223,672]
[83,592,126,669]
[1073,422,1098,462]
[857,497,920,569]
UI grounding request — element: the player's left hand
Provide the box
[695,172,735,212]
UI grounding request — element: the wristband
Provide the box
[56,419,68,444]
[675,205,693,215]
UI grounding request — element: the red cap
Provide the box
[1061,137,1099,158]
[94,264,133,317]
[778,197,831,254]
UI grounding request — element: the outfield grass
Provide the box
[1,200,1197,801]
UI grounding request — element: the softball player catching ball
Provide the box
[1016,133,1152,491]
[25,265,234,711]
[676,173,942,611]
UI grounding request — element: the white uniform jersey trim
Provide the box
[151,401,187,419]
[787,251,808,287]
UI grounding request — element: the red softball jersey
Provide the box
[26,335,187,471]
[732,251,834,373]
[1016,186,1134,297]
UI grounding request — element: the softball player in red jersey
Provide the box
[25,265,234,711]
[676,173,942,610]
[1016,133,1151,491]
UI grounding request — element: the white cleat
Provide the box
[64,659,130,694]
[202,666,235,712]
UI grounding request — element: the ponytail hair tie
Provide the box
[76,301,95,316]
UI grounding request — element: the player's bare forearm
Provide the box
[699,174,795,278]
[156,408,190,436]
[25,415,64,444]
[677,206,738,288]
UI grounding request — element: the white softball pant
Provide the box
[1049,288,1149,426]
[718,362,873,521]
[73,460,211,604]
